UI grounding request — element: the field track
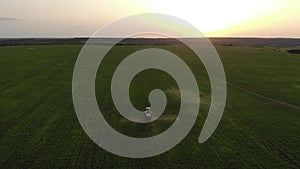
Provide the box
[228,82,300,110]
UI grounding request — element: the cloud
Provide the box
[0,17,22,21]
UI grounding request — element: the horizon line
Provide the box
[1,36,300,39]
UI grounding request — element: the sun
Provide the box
[143,0,282,36]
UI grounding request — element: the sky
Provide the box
[0,0,299,38]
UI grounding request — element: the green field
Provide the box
[0,44,300,168]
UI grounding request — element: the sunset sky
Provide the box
[0,0,299,38]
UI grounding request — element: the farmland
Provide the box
[0,43,300,168]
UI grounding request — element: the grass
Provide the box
[0,44,299,168]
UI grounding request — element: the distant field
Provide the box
[0,44,300,168]
[1,38,300,47]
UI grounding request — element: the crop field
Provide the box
[0,44,300,168]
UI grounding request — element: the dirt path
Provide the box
[227,82,300,110]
